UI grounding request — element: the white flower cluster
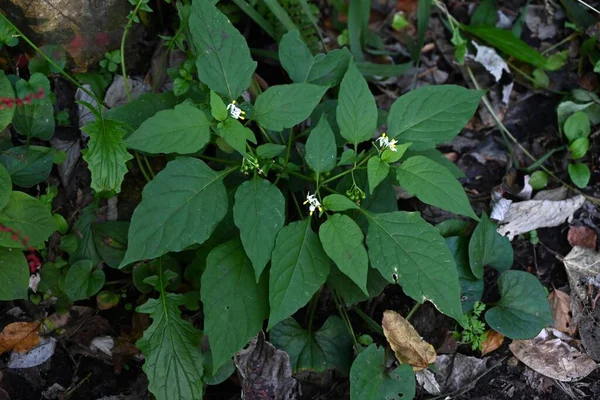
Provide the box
[304,192,322,216]
[376,133,398,152]
[226,100,246,120]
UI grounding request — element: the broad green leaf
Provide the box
[124,103,210,154]
[436,219,471,237]
[405,148,466,178]
[0,191,57,248]
[201,240,268,371]
[319,214,369,295]
[0,145,54,187]
[0,71,15,130]
[70,204,100,265]
[91,221,129,269]
[347,0,369,61]
[268,219,330,330]
[104,92,178,131]
[254,84,327,131]
[328,265,389,306]
[471,0,497,26]
[29,44,66,76]
[64,260,105,302]
[120,158,228,267]
[388,85,483,150]
[381,143,411,164]
[270,316,353,375]
[322,194,360,211]
[12,73,54,140]
[217,118,250,155]
[0,248,29,300]
[337,61,377,147]
[81,118,133,194]
[569,163,590,188]
[365,211,465,325]
[210,90,228,121]
[468,213,513,279]
[202,350,235,386]
[349,344,415,400]
[464,25,547,68]
[396,156,477,219]
[307,49,352,87]
[564,111,591,142]
[446,236,483,313]
[233,177,286,280]
[367,157,390,195]
[133,256,181,294]
[485,271,553,339]
[190,0,257,99]
[0,164,10,209]
[137,269,204,400]
[305,117,336,175]
[257,143,286,159]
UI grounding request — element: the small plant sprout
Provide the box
[304,192,322,216]
[375,132,398,152]
[226,100,246,120]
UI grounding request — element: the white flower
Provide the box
[29,273,41,293]
[303,192,322,216]
[226,100,246,120]
[376,133,398,152]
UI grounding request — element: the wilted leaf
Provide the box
[481,330,504,356]
[567,225,597,249]
[548,289,572,334]
[0,322,41,354]
[563,246,600,302]
[382,310,436,371]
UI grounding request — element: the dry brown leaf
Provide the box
[568,226,597,249]
[382,310,436,371]
[0,322,41,354]
[548,289,572,334]
[562,246,600,302]
[481,330,504,356]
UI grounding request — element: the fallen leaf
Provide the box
[481,330,504,356]
[568,226,597,249]
[580,306,600,362]
[562,246,600,302]
[416,368,441,395]
[432,353,489,392]
[0,322,41,354]
[548,289,572,334]
[497,195,585,240]
[510,329,597,382]
[7,337,56,369]
[468,42,513,105]
[382,310,436,371]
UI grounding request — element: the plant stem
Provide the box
[121,0,147,102]
[306,287,322,334]
[134,152,152,182]
[257,124,274,143]
[142,154,155,178]
[541,32,579,55]
[291,191,304,219]
[352,306,384,336]
[330,286,358,348]
[405,302,421,321]
[197,154,239,165]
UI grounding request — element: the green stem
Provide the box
[121,0,147,102]
[331,286,358,348]
[142,154,155,178]
[306,287,322,334]
[405,302,421,321]
[257,124,274,143]
[291,191,304,219]
[135,152,152,182]
[197,154,239,165]
[321,150,373,185]
[352,306,384,336]
[541,32,579,55]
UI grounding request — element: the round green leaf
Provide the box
[529,171,548,190]
[0,145,55,188]
[485,270,553,339]
[64,260,106,302]
[349,344,415,400]
[91,221,129,269]
[0,163,11,210]
[568,163,590,189]
[0,191,57,248]
[0,248,29,300]
[569,137,589,160]
[12,74,55,140]
[564,111,590,142]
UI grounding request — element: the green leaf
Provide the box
[0,191,57,248]
[319,214,369,295]
[381,143,411,164]
[29,45,66,76]
[0,164,10,210]
[133,256,181,294]
[446,236,483,313]
[137,270,204,400]
[64,260,105,302]
[396,156,477,219]
[365,211,465,325]
[471,0,497,26]
[124,103,211,155]
[349,344,415,400]
[0,71,15,130]
[70,204,100,265]
[405,148,466,178]
[388,85,483,150]
[257,143,286,159]
[464,25,547,68]
[201,239,268,371]
[81,118,133,194]
[367,157,390,195]
[569,137,589,159]
[569,163,591,188]
[436,219,471,237]
[356,62,413,78]
[307,49,352,87]
[347,0,369,61]
[322,194,360,211]
[468,213,513,279]
[12,73,55,140]
[210,90,228,121]
[233,177,286,280]
[268,219,331,330]
[564,111,590,142]
[270,316,353,375]
[104,92,178,131]
[337,61,377,147]
[91,221,129,269]
[485,270,553,339]
[529,171,548,190]
[328,265,389,306]
[305,117,336,175]
[120,158,229,267]
[0,145,55,188]
[0,248,29,300]
[190,0,257,99]
[254,84,327,131]
[217,118,251,155]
